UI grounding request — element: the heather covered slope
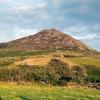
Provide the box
[0,29,91,51]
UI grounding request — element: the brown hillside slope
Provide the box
[0,29,91,51]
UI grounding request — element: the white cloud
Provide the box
[0,28,38,42]
[13,28,38,39]
[52,0,60,4]
[67,0,99,4]
[3,1,47,12]
[64,24,89,34]
[73,34,98,40]
[70,5,90,15]
[0,0,15,3]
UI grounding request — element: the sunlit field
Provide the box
[0,83,100,100]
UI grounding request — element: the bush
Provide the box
[46,59,72,85]
[83,64,100,83]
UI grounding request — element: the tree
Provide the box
[72,66,87,84]
[47,59,72,85]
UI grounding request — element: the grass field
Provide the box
[0,50,55,58]
[0,83,100,100]
[67,57,100,67]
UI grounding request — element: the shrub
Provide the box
[47,59,72,85]
[71,65,88,83]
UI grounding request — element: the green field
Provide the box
[0,83,100,100]
[67,57,100,67]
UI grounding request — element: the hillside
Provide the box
[0,29,99,91]
[0,29,91,51]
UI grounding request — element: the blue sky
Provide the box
[0,0,100,51]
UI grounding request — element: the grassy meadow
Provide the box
[0,83,100,100]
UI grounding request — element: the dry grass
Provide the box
[14,56,76,67]
[15,57,51,66]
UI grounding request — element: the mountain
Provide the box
[0,29,92,51]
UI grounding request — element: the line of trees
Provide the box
[0,59,99,85]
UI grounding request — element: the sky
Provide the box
[0,0,100,51]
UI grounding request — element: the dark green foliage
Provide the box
[0,97,3,100]
[83,64,100,83]
[18,96,32,100]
